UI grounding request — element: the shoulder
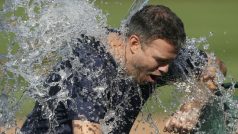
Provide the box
[45,34,117,96]
[72,34,117,68]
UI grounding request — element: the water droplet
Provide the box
[203,44,210,50]
[209,32,214,37]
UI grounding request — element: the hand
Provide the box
[200,56,227,92]
[164,101,201,134]
[201,65,217,91]
[72,120,102,134]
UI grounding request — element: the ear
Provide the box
[128,35,141,54]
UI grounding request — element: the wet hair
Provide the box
[126,5,186,49]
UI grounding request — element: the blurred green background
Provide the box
[0,0,238,118]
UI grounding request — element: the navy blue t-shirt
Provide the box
[20,34,156,134]
[21,34,207,134]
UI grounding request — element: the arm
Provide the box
[164,55,227,133]
[72,120,102,134]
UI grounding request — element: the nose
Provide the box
[158,64,169,74]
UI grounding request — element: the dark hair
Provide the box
[126,5,186,49]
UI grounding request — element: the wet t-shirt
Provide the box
[20,34,155,134]
[21,34,206,134]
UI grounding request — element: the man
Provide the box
[21,5,225,134]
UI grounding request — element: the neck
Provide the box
[107,32,126,66]
[107,32,135,77]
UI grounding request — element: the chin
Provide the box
[138,77,156,85]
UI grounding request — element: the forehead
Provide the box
[144,39,177,59]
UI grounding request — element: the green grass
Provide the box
[1,0,238,116]
[0,32,10,54]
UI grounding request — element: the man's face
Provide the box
[128,36,177,84]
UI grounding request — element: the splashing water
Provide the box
[0,0,109,132]
[119,0,149,34]
[0,0,238,134]
[167,36,238,133]
[136,35,238,133]
[0,0,151,133]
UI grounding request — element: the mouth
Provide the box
[150,74,158,81]
[147,72,161,83]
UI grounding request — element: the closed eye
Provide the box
[155,58,171,65]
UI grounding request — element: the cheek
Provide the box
[147,60,159,71]
[133,52,158,71]
[132,53,146,68]
[138,58,158,71]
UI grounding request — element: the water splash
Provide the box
[0,0,151,133]
[132,35,238,133]
[0,0,238,134]
[123,0,149,23]
[119,0,149,34]
[0,0,108,132]
[168,36,237,133]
